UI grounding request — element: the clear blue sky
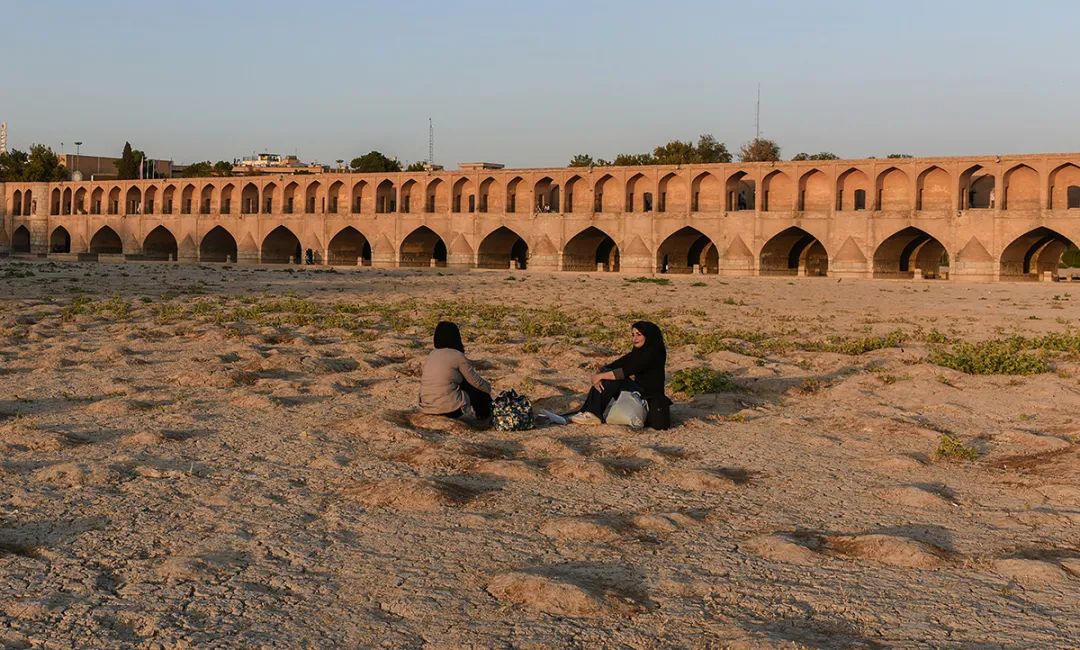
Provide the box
[5,0,1078,167]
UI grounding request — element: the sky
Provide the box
[4,0,1079,168]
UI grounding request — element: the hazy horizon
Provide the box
[6,0,1079,168]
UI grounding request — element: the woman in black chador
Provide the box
[570,320,671,429]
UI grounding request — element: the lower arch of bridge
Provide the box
[759,227,828,276]
[657,226,718,274]
[90,226,123,255]
[563,226,619,272]
[400,226,447,267]
[261,226,302,264]
[50,226,71,254]
[143,226,178,261]
[477,226,529,270]
[327,226,371,266]
[200,226,237,263]
[999,227,1076,280]
[12,226,30,253]
[873,227,948,279]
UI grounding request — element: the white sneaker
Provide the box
[569,411,601,425]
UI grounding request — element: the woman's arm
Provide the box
[590,370,616,391]
[458,356,492,394]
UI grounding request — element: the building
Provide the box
[2,152,1079,281]
[232,153,326,176]
[57,154,175,181]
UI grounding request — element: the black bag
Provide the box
[492,389,534,431]
[645,396,672,430]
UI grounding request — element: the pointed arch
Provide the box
[533,176,559,213]
[126,186,143,214]
[50,188,61,215]
[143,185,157,214]
[798,169,830,212]
[61,187,72,215]
[593,174,620,213]
[283,181,300,214]
[657,226,718,274]
[12,225,31,253]
[873,227,949,279]
[220,183,235,214]
[50,226,71,254]
[478,226,529,270]
[1048,162,1080,209]
[1003,164,1039,210]
[262,182,278,214]
[160,185,175,214]
[197,184,212,214]
[12,189,23,216]
[424,178,447,213]
[759,227,828,276]
[327,180,344,214]
[260,225,302,264]
[143,225,179,261]
[91,187,105,214]
[200,226,237,263]
[327,226,370,266]
[1000,227,1076,279]
[916,166,951,211]
[90,226,124,255]
[625,172,651,212]
[108,186,122,214]
[875,167,910,211]
[180,184,195,214]
[375,179,396,213]
[505,176,523,214]
[399,179,417,214]
[563,174,586,213]
[304,180,321,213]
[725,170,755,211]
[562,226,619,272]
[959,164,994,209]
[400,226,446,267]
[658,172,688,213]
[241,182,259,214]
[478,176,497,213]
[22,189,33,216]
[74,187,87,215]
[762,170,793,211]
[452,177,477,213]
[691,171,721,212]
[350,179,367,213]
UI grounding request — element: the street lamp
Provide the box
[74,142,83,181]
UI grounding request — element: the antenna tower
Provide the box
[0,122,7,154]
[754,84,761,140]
[428,118,434,165]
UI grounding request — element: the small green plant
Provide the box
[669,367,736,397]
[929,340,1049,375]
[934,433,979,461]
[625,276,672,286]
[799,377,826,394]
[691,282,706,287]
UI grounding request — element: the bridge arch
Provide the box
[1003,164,1039,210]
[873,227,948,279]
[261,225,302,264]
[564,174,586,213]
[108,186,121,214]
[726,170,755,211]
[999,227,1076,279]
[327,226,370,266]
[304,180,321,213]
[50,188,61,215]
[283,181,300,214]
[74,187,87,214]
[916,166,951,211]
[50,226,71,253]
[477,226,529,270]
[626,173,650,212]
[12,190,22,216]
[691,171,721,212]
[62,187,72,215]
[657,226,717,274]
[398,179,417,214]
[1048,162,1080,209]
[563,226,619,272]
[875,167,910,211]
[12,225,31,253]
[200,226,238,262]
[593,174,620,213]
[798,169,830,211]
[478,176,497,213]
[658,172,688,213]
[424,178,447,213]
[505,176,523,213]
[90,226,124,255]
[376,179,396,213]
[452,177,476,213]
[143,226,179,260]
[350,180,367,213]
[959,164,995,209]
[400,226,447,267]
[759,226,828,276]
[762,170,792,211]
[533,176,559,213]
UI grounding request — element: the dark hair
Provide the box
[631,320,665,352]
[434,321,465,353]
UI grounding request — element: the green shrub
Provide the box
[928,340,1049,375]
[934,433,979,461]
[624,276,671,286]
[669,367,735,397]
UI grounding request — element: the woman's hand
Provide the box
[591,373,604,392]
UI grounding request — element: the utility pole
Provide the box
[428,118,434,166]
[755,83,761,140]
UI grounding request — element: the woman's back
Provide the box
[419,348,490,414]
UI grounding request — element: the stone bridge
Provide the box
[2,152,1079,280]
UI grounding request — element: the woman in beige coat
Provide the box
[418,321,493,419]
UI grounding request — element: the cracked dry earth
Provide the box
[1,259,1079,648]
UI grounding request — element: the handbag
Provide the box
[491,389,534,431]
[603,391,648,428]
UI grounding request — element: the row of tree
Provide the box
[0,145,69,182]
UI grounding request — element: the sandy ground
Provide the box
[1,259,1078,649]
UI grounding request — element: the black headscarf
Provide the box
[632,320,665,356]
[434,321,465,353]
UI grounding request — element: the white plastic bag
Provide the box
[603,391,648,428]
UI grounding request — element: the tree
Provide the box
[182,161,215,177]
[652,140,697,165]
[405,161,427,172]
[738,138,781,162]
[886,153,913,159]
[24,145,69,182]
[695,134,732,163]
[0,148,29,182]
[613,152,656,166]
[116,142,140,179]
[792,152,839,161]
[350,151,402,173]
[212,160,233,176]
[568,154,596,167]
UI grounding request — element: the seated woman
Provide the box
[570,320,671,429]
[419,321,493,420]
